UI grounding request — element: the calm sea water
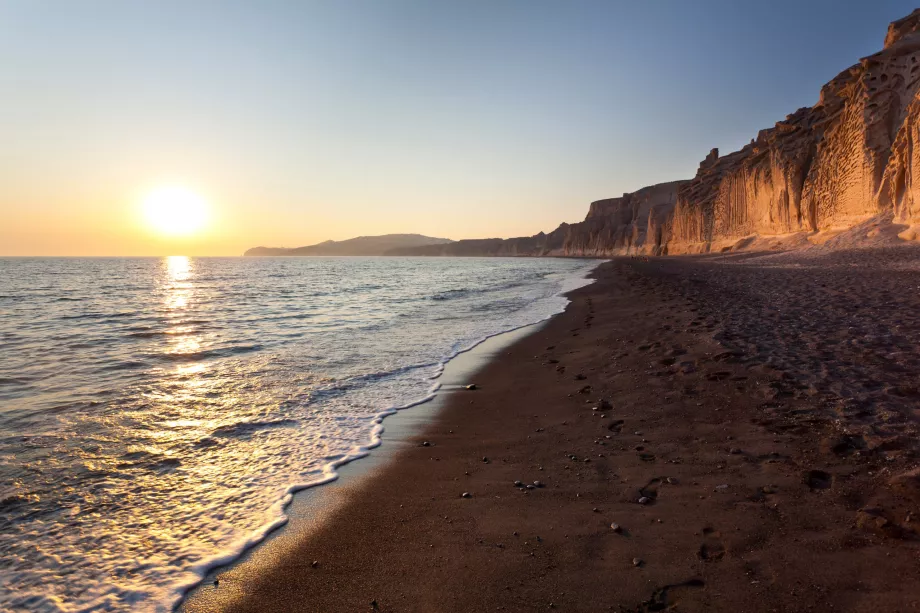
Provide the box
[0,256,596,612]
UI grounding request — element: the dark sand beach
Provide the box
[184,253,920,612]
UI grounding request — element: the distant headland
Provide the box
[244,234,453,256]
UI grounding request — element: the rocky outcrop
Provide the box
[254,11,920,259]
[389,181,685,257]
[666,8,920,253]
[404,10,920,258]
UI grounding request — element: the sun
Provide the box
[142,186,210,236]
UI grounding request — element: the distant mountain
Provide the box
[244,234,454,256]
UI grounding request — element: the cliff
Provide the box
[250,11,920,259]
[390,181,686,257]
[397,10,920,258]
[245,234,452,256]
[666,8,920,253]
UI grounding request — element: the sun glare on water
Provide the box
[142,186,210,236]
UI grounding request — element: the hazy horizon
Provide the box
[2,0,916,256]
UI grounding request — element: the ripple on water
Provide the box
[0,256,598,612]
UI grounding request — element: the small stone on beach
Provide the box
[638,496,650,505]
[632,558,643,567]
[611,523,622,532]
[461,492,472,498]
[466,384,478,391]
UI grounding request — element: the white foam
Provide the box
[166,260,603,611]
[0,256,604,613]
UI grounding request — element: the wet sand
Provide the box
[184,253,920,612]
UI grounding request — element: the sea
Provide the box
[0,255,597,612]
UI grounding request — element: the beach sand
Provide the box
[184,253,920,612]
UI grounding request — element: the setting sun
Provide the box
[142,186,210,236]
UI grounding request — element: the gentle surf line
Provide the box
[170,261,603,612]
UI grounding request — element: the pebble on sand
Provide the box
[465,384,478,391]
[421,441,431,447]
[638,496,650,505]
[514,480,523,487]
[632,558,643,567]
[461,492,472,498]
[311,560,319,568]
[533,481,544,488]
[610,523,622,532]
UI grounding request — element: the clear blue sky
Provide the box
[1,0,916,255]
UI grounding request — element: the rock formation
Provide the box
[399,10,920,257]
[253,11,920,259]
[390,181,685,257]
[666,8,920,253]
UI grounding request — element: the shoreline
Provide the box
[177,263,601,611]
[178,322,552,611]
[186,254,920,612]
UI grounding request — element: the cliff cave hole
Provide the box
[881,73,889,83]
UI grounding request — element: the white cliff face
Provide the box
[394,10,920,258]
[665,9,920,254]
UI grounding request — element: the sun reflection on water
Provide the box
[163,256,201,357]
[160,256,210,436]
[165,255,192,310]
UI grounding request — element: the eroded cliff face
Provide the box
[396,10,920,258]
[390,181,684,257]
[666,8,920,253]
[574,181,686,255]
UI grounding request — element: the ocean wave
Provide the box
[211,418,299,438]
[0,256,603,613]
[126,330,170,338]
[153,344,262,363]
[100,360,150,372]
[428,272,552,301]
[60,311,139,320]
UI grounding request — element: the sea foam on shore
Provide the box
[0,256,598,612]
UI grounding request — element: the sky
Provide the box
[1,0,917,256]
